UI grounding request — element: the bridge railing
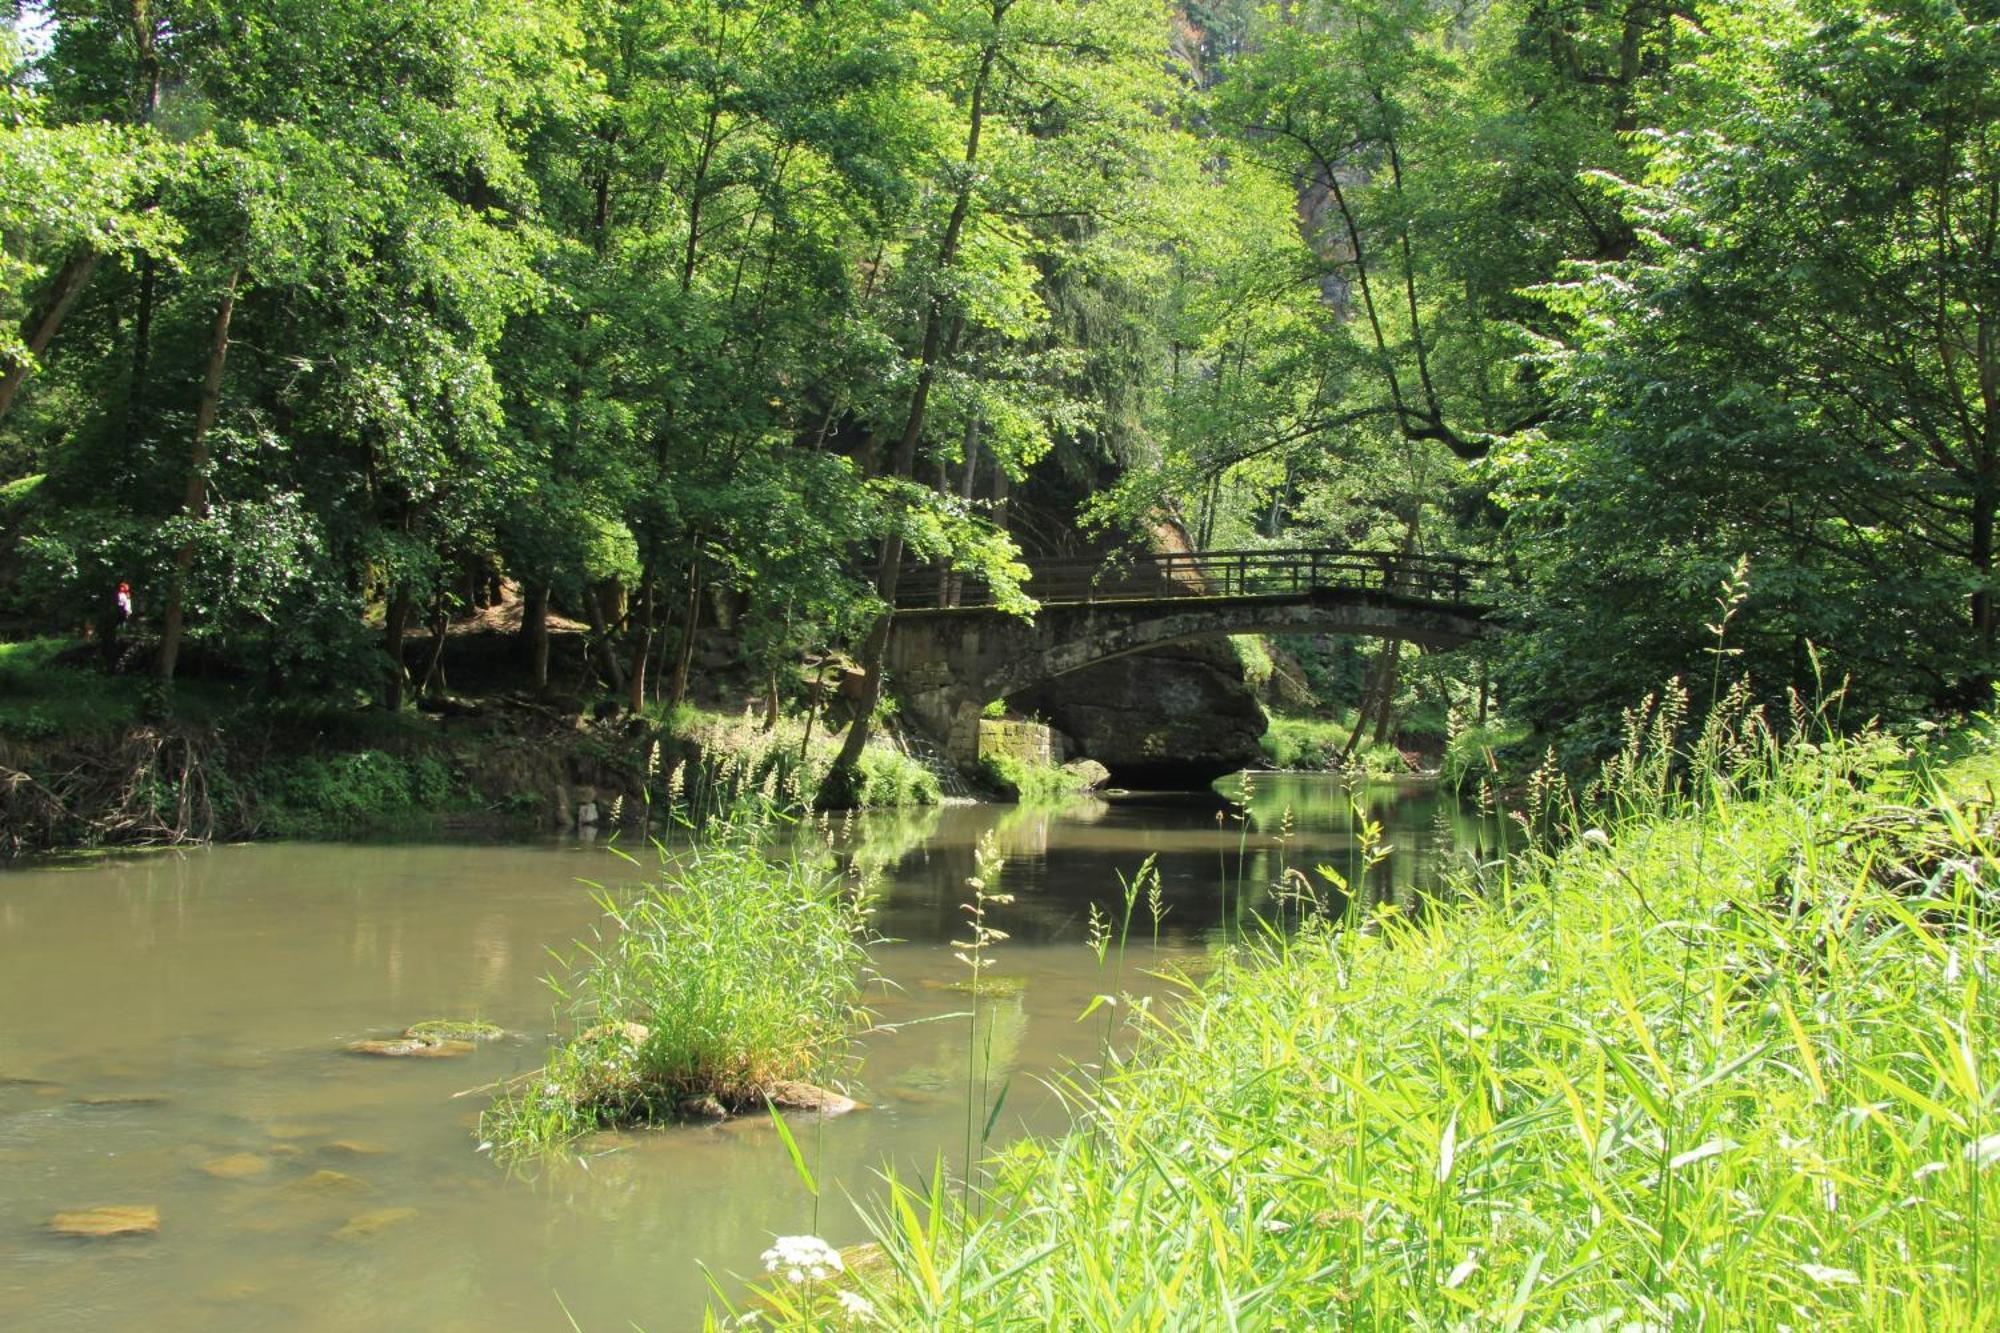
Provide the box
[895,546,1494,611]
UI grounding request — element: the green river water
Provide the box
[0,776,1496,1331]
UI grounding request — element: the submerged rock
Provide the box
[321,1139,387,1157]
[760,1082,861,1117]
[289,1169,368,1193]
[346,1037,475,1059]
[402,1020,503,1043]
[49,1205,159,1238]
[330,1206,418,1240]
[200,1153,272,1180]
[72,1093,169,1107]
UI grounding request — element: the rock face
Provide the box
[1014,639,1265,787]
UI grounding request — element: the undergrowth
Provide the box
[664,707,941,819]
[977,752,1096,803]
[1259,711,1405,776]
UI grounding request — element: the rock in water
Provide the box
[401,1020,503,1043]
[330,1207,418,1240]
[289,1169,368,1193]
[1062,759,1113,790]
[346,1038,475,1058]
[49,1205,159,1238]
[200,1153,272,1179]
[321,1139,387,1157]
[762,1082,861,1117]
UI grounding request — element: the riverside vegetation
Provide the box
[6,0,1995,816]
[482,829,878,1155]
[714,687,2000,1327]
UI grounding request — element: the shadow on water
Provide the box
[0,773,1494,1331]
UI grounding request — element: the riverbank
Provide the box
[0,638,944,854]
[756,709,2000,1327]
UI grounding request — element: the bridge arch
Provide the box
[883,547,1498,768]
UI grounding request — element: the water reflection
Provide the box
[0,775,1493,1330]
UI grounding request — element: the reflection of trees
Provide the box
[826,804,944,886]
[845,776,1499,951]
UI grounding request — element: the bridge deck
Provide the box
[896,546,1494,612]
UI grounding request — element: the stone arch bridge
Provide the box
[886,547,1499,767]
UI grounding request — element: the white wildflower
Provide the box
[760,1234,844,1284]
[835,1289,875,1322]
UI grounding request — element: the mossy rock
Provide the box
[347,1037,474,1058]
[330,1206,418,1240]
[199,1153,272,1180]
[49,1205,158,1238]
[402,1019,503,1043]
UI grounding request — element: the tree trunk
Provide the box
[1973,479,1995,656]
[0,249,103,424]
[942,416,982,606]
[1370,640,1403,746]
[1342,649,1388,763]
[583,585,627,694]
[155,267,240,687]
[123,255,158,435]
[667,546,705,715]
[383,584,413,711]
[626,567,656,714]
[523,582,551,692]
[819,33,1003,807]
[418,599,450,699]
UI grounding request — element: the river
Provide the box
[0,775,1495,1330]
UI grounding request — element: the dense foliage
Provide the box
[2,0,1994,762]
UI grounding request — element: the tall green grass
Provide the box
[749,694,2000,1327]
[1259,711,1406,776]
[483,832,877,1157]
[662,707,941,821]
[976,752,1096,803]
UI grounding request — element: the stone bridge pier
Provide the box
[886,586,1496,770]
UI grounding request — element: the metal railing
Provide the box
[894,546,1494,611]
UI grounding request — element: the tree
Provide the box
[1498,0,2000,737]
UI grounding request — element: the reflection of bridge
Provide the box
[888,547,1500,766]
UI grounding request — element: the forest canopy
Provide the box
[1,0,1993,763]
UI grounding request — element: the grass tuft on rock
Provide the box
[483,834,876,1157]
